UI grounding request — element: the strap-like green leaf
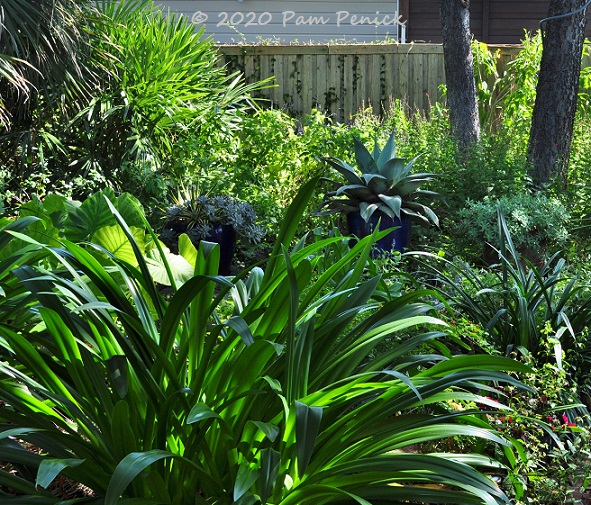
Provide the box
[105,450,173,505]
[36,458,86,490]
[264,177,319,283]
[250,421,280,442]
[186,403,221,424]
[295,401,323,478]
[111,400,139,457]
[223,315,255,346]
[106,355,129,399]
[259,448,281,505]
[234,462,259,501]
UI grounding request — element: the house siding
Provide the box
[408,0,591,44]
[157,1,404,44]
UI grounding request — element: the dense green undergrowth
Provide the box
[2,2,591,501]
[0,183,540,505]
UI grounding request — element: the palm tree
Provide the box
[0,0,98,129]
[0,0,102,206]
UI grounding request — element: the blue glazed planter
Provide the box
[160,222,237,275]
[346,211,412,254]
[206,223,236,275]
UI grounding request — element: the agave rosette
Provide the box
[320,132,440,226]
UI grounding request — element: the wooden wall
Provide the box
[407,0,591,44]
[217,44,522,120]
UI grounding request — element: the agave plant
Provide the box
[0,180,531,504]
[319,131,440,226]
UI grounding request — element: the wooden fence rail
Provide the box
[216,43,522,119]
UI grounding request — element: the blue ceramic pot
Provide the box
[346,211,411,254]
[206,223,236,275]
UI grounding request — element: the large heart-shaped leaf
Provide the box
[65,190,145,243]
[92,225,146,265]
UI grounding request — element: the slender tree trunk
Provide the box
[527,0,588,188]
[440,0,480,149]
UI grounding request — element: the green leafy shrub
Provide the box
[0,0,270,211]
[458,192,570,256]
[471,41,513,134]
[0,182,531,504]
[563,108,591,259]
[175,108,334,242]
[490,33,542,138]
[489,340,591,504]
[414,319,591,503]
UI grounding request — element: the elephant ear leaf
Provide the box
[65,190,145,242]
[92,225,146,265]
[19,193,68,231]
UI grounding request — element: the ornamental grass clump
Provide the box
[413,210,591,358]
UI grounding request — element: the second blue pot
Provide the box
[346,211,412,254]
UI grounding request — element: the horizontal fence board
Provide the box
[219,44,444,56]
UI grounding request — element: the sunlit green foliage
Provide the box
[0,184,532,504]
[0,0,270,209]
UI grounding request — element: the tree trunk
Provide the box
[527,0,588,188]
[440,0,480,149]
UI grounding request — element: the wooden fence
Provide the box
[216,43,521,119]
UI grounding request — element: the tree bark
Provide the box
[527,0,588,188]
[440,0,480,149]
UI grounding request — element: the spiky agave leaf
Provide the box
[392,173,438,198]
[376,156,411,182]
[354,136,378,173]
[321,157,365,185]
[378,194,403,219]
[375,131,397,168]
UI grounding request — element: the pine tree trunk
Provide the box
[527,0,588,188]
[440,0,480,149]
